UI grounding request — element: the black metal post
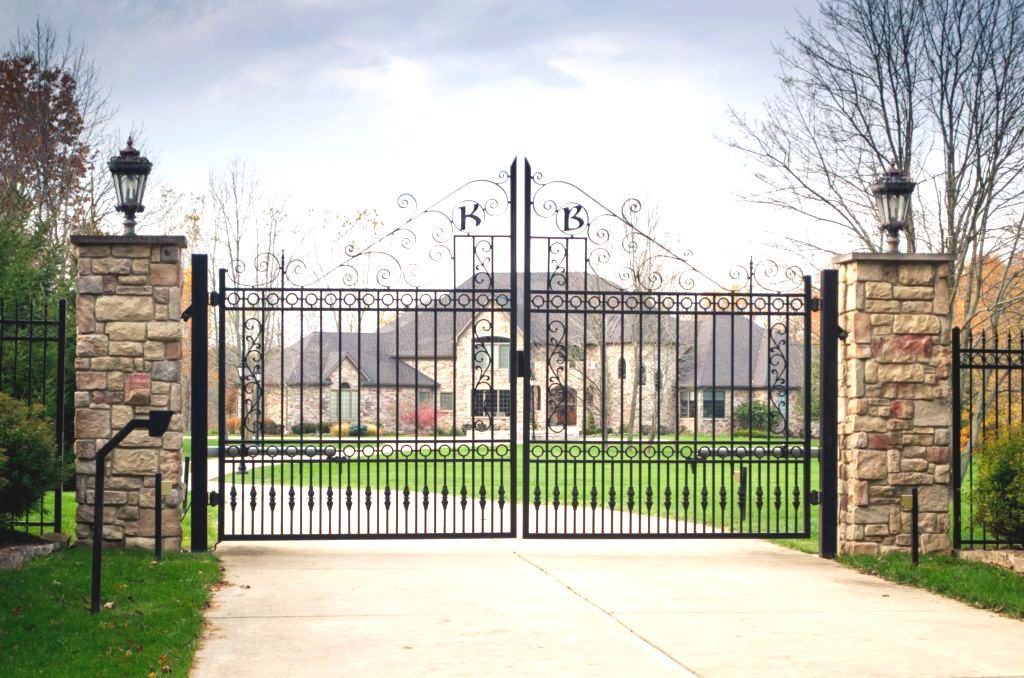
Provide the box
[190,254,209,552]
[819,269,840,559]
[911,487,920,565]
[952,326,962,550]
[54,298,67,533]
[91,412,171,614]
[155,472,163,561]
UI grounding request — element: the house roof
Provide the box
[264,273,804,390]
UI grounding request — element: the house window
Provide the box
[679,390,697,418]
[473,340,510,370]
[440,391,455,410]
[472,389,512,416]
[417,389,433,406]
[331,384,358,421]
[703,389,726,419]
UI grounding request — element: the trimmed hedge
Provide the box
[975,429,1024,545]
[0,393,58,524]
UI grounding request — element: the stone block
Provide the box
[76,334,108,357]
[109,341,143,357]
[106,322,147,341]
[111,449,159,475]
[892,286,933,300]
[893,314,940,335]
[92,257,132,274]
[75,408,109,438]
[865,282,892,299]
[877,364,925,383]
[914,400,949,427]
[918,484,950,512]
[95,297,153,322]
[77,371,106,390]
[148,321,181,341]
[843,542,881,555]
[125,372,151,405]
[150,264,179,286]
[898,265,934,286]
[152,360,181,382]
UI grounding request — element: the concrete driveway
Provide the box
[192,538,1024,677]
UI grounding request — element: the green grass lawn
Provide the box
[842,553,1024,619]
[2,483,222,677]
[0,548,220,677]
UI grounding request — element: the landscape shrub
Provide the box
[975,429,1024,545]
[733,401,779,432]
[226,416,241,434]
[400,405,436,432]
[733,428,770,439]
[291,422,331,435]
[0,393,58,525]
[329,422,351,437]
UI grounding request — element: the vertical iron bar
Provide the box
[155,471,163,561]
[952,326,962,550]
[911,487,920,565]
[217,266,227,542]
[54,299,67,532]
[522,159,532,536]
[818,269,839,559]
[509,158,518,537]
[191,255,210,551]
[803,276,812,535]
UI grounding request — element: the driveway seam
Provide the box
[512,549,699,677]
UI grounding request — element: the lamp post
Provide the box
[108,137,152,236]
[870,164,916,254]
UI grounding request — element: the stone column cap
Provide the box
[832,251,954,265]
[70,234,187,247]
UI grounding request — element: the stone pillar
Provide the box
[834,253,953,555]
[71,235,187,551]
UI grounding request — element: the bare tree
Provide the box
[728,0,1024,334]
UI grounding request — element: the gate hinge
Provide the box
[808,490,820,505]
[208,490,220,507]
[809,298,821,312]
[209,291,222,307]
[180,304,193,322]
[836,325,848,341]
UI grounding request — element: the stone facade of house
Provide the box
[241,310,801,439]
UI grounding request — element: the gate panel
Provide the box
[523,161,813,537]
[215,163,517,539]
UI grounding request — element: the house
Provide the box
[242,273,805,437]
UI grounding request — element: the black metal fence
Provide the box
[0,297,69,533]
[953,327,1024,549]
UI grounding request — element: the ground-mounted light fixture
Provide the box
[108,137,152,236]
[870,163,916,254]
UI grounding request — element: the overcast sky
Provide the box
[2,0,840,286]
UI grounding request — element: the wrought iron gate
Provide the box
[194,158,824,542]
[213,163,518,539]
[521,161,815,538]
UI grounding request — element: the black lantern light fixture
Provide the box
[108,137,152,236]
[870,163,916,254]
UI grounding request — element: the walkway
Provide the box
[192,539,1024,677]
